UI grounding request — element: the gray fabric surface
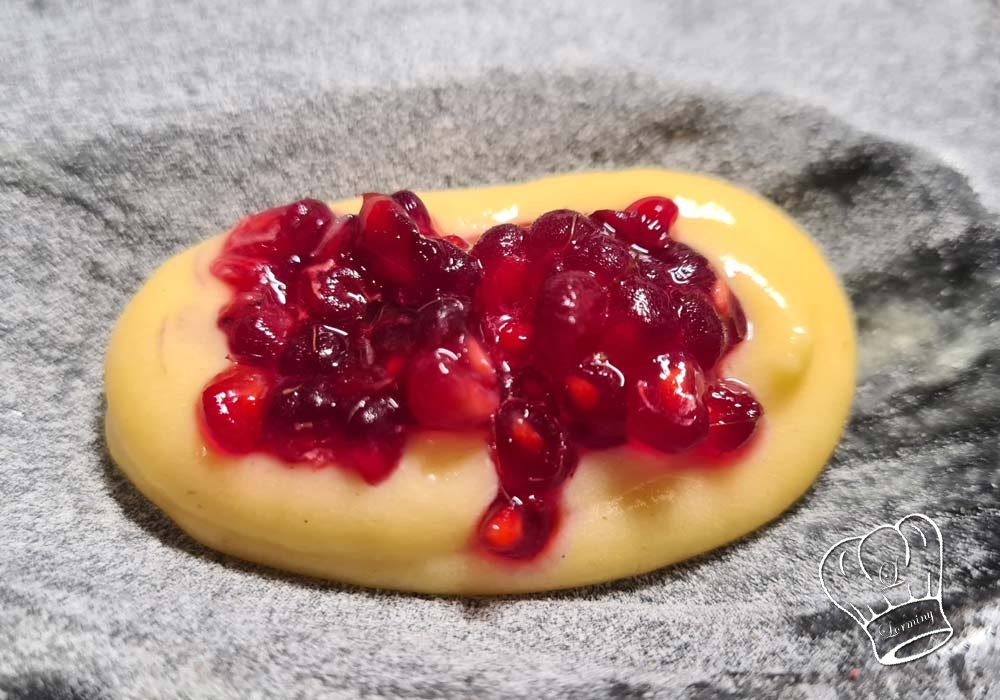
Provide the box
[1,2,998,699]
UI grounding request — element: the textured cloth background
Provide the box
[1,2,998,699]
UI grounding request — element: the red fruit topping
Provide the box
[341,393,408,483]
[490,399,577,497]
[674,291,726,370]
[563,232,634,283]
[534,271,607,373]
[561,353,627,447]
[647,241,716,291]
[472,224,527,270]
[592,196,679,250]
[200,366,270,454]
[278,323,352,376]
[223,206,285,257]
[202,190,763,561]
[265,376,347,462]
[603,276,676,371]
[356,194,423,288]
[406,237,481,306]
[703,379,763,455]
[478,494,557,560]
[525,210,598,258]
[311,214,360,261]
[406,347,499,430]
[369,307,418,378]
[500,366,558,409]
[218,291,296,364]
[405,298,499,430]
[711,280,749,352]
[627,352,708,453]
[299,261,372,325]
[276,198,333,259]
[391,190,436,237]
[210,257,296,296]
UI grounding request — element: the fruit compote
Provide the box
[200,191,763,560]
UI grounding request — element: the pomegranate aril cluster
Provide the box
[200,191,763,561]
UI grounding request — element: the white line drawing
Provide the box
[819,513,954,665]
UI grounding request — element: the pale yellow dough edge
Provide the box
[105,169,855,594]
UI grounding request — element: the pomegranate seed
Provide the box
[648,241,716,291]
[625,195,679,247]
[533,271,608,374]
[703,379,763,454]
[500,367,558,409]
[525,210,597,258]
[276,199,333,259]
[406,347,499,430]
[369,307,418,379]
[416,296,471,348]
[311,214,360,261]
[222,206,284,257]
[562,231,634,283]
[627,352,708,453]
[298,261,372,324]
[478,494,557,559]
[561,353,627,447]
[476,256,536,313]
[591,197,679,251]
[200,366,270,454]
[218,291,296,364]
[711,280,749,352]
[405,237,481,306]
[444,234,470,250]
[472,224,526,270]
[673,291,726,370]
[490,399,577,497]
[210,257,296,296]
[279,324,352,376]
[356,194,422,288]
[341,393,408,483]
[603,275,677,371]
[265,377,347,462]
[497,318,533,356]
[391,190,436,237]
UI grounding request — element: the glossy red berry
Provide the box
[276,198,334,258]
[222,206,285,257]
[627,352,708,453]
[341,393,408,483]
[355,194,423,288]
[562,231,634,283]
[673,291,726,370]
[490,399,577,497]
[406,347,499,430]
[299,261,372,325]
[703,379,763,454]
[200,366,270,454]
[561,353,627,447]
[391,190,436,237]
[533,271,608,374]
[218,291,296,364]
[602,275,677,371]
[525,210,597,258]
[478,494,557,560]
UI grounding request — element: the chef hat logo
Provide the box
[819,513,953,665]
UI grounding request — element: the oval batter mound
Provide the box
[105,169,855,594]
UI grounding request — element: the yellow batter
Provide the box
[105,169,855,594]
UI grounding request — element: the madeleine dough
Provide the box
[105,169,855,594]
